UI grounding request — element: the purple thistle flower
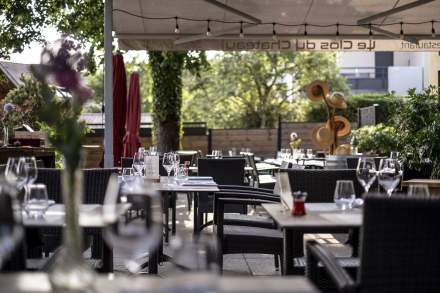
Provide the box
[3,103,14,113]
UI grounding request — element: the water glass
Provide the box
[306,149,313,159]
[334,180,355,210]
[356,157,377,194]
[390,151,400,160]
[24,184,49,218]
[378,158,403,197]
[149,145,157,156]
[407,184,430,197]
[122,168,134,182]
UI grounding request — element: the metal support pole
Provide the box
[104,0,114,167]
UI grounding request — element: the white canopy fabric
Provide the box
[113,0,440,52]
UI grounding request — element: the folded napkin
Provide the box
[187,176,213,181]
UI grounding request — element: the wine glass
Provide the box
[356,157,377,194]
[378,158,403,197]
[24,184,49,218]
[163,153,175,184]
[5,157,27,191]
[334,180,356,210]
[132,152,145,176]
[18,157,38,203]
[173,153,180,174]
[103,175,162,274]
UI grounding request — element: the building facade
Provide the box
[337,52,440,95]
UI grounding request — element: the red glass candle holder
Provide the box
[292,200,306,216]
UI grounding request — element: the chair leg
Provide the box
[279,254,284,275]
[171,193,176,235]
[274,254,279,271]
[186,192,192,213]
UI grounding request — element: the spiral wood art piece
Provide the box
[306,80,351,155]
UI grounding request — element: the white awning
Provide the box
[113,0,440,51]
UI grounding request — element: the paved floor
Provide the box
[112,194,350,277]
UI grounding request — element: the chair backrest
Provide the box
[83,168,118,204]
[282,169,364,202]
[36,168,62,202]
[198,158,245,185]
[359,195,440,292]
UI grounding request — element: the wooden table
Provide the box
[402,179,440,196]
[262,203,362,275]
[0,147,55,167]
[0,273,318,293]
[22,204,129,273]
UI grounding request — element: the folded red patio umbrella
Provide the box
[112,53,127,166]
[122,72,141,157]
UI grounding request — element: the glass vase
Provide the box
[2,126,8,147]
[48,167,94,292]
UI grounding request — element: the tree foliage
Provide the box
[0,0,102,71]
[182,51,348,129]
[392,86,440,178]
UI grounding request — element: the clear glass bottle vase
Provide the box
[48,166,94,292]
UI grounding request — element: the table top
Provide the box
[22,204,128,228]
[262,203,362,230]
[402,179,440,188]
[0,273,318,293]
[149,176,220,192]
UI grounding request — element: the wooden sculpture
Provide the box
[306,80,351,155]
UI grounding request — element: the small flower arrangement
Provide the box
[289,132,302,150]
[1,102,16,146]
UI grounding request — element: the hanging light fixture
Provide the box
[304,23,308,36]
[206,19,212,37]
[272,22,277,40]
[335,22,340,40]
[369,23,373,40]
[432,20,436,38]
[400,22,404,40]
[239,21,244,38]
[174,17,180,34]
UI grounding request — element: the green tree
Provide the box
[0,0,102,71]
[182,51,348,129]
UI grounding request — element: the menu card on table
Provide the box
[144,155,160,179]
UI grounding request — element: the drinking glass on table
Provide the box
[132,152,145,176]
[407,184,430,197]
[24,184,49,218]
[334,180,356,210]
[18,157,38,203]
[306,149,313,159]
[356,157,377,194]
[163,153,175,184]
[5,157,27,191]
[378,158,403,197]
[173,153,180,174]
[103,176,162,274]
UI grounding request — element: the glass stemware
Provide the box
[378,158,403,197]
[18,157,38,203]
[132,152,145,176]
[334,180,356,210]
[103,175,162,274]
[163,153,175,184]
[356,157,377,194]
[5,157,27,192]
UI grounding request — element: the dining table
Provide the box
[0,272,319,293]
[262,203,362,275]
[22,203,129,273]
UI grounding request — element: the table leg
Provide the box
[148,246,159,274]
[163,192,170,243]
[282,229,294,275]
[101,239,113,273]
[193,192,199,235]
[171,192,176,235]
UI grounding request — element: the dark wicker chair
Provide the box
[306,194,440,293]
[282,169,364,202]
[246,154,277,189]
[196,158,246,232]
[121,157,133,169]
[214,190,282,272]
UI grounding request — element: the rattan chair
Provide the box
[196,158,247,232]
[246,154,277,189]
[213,190,282,273]
[306,194,440,293]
